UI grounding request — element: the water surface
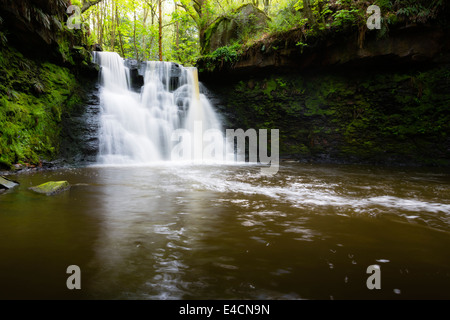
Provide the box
[1,163,449,299]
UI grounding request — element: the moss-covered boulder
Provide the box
[29,181,70,196]
[203,4,269,54]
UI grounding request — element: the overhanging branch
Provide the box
[81,0,103,13]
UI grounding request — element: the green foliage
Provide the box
[0,15,7,46]
[374,0,393,11]
[331,9,360,28]
[0,31,7,46]
[76,0,448,68]
[169,8,201,66]
[268,2,308,33]
[202,43,242,71]
[263,78,278,96]
[393,0,445,23]
[295,41,308,52]
[211,43,241,63]
[81,0,205,64]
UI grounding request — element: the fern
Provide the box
[18,60,31,71]
[34,8,51,30]
[52,16,63,30]
[56,0,67,9]
[394,0,445,23]
[332,9,360,28]
[0,32,7,46]
[7,89,19,101]
[209,43,241,64]
[32,80,45,94]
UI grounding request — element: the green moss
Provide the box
[58,38,75,65]
[263,79,277,97]
[0,46,83,169]
[221,66,450,165]
[29,181,70,195]
[203,16,229,55]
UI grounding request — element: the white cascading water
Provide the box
[93,51,223,164]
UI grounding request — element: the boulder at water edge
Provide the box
[0,176,19,190]
[29,181,70,196]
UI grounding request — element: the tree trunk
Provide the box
[175,2,179,56]
[151,3,155,25]
[303,0,315,24]
[134,6,139,61]
[264,0,270,14]
[142,7,148,60]
[99,1,104,47]
[159,0,162,61]
[97,2,101,47]
[110,0,116,52]
[115,5,125,57]
[199,27,206,54]
[118,30,125,57]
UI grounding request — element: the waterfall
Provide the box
[94,52,223,164]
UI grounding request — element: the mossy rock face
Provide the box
[204,64,450,166]
[29,181,70,196]
[203,4,269,54]
[0,45,88,169]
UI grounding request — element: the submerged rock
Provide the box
[29,181,70,196]
[0,176,19,190]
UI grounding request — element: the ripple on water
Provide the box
[4,164,449,299]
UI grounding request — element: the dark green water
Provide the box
[0,163,449,299]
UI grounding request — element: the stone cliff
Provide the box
[199,22,450,166]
